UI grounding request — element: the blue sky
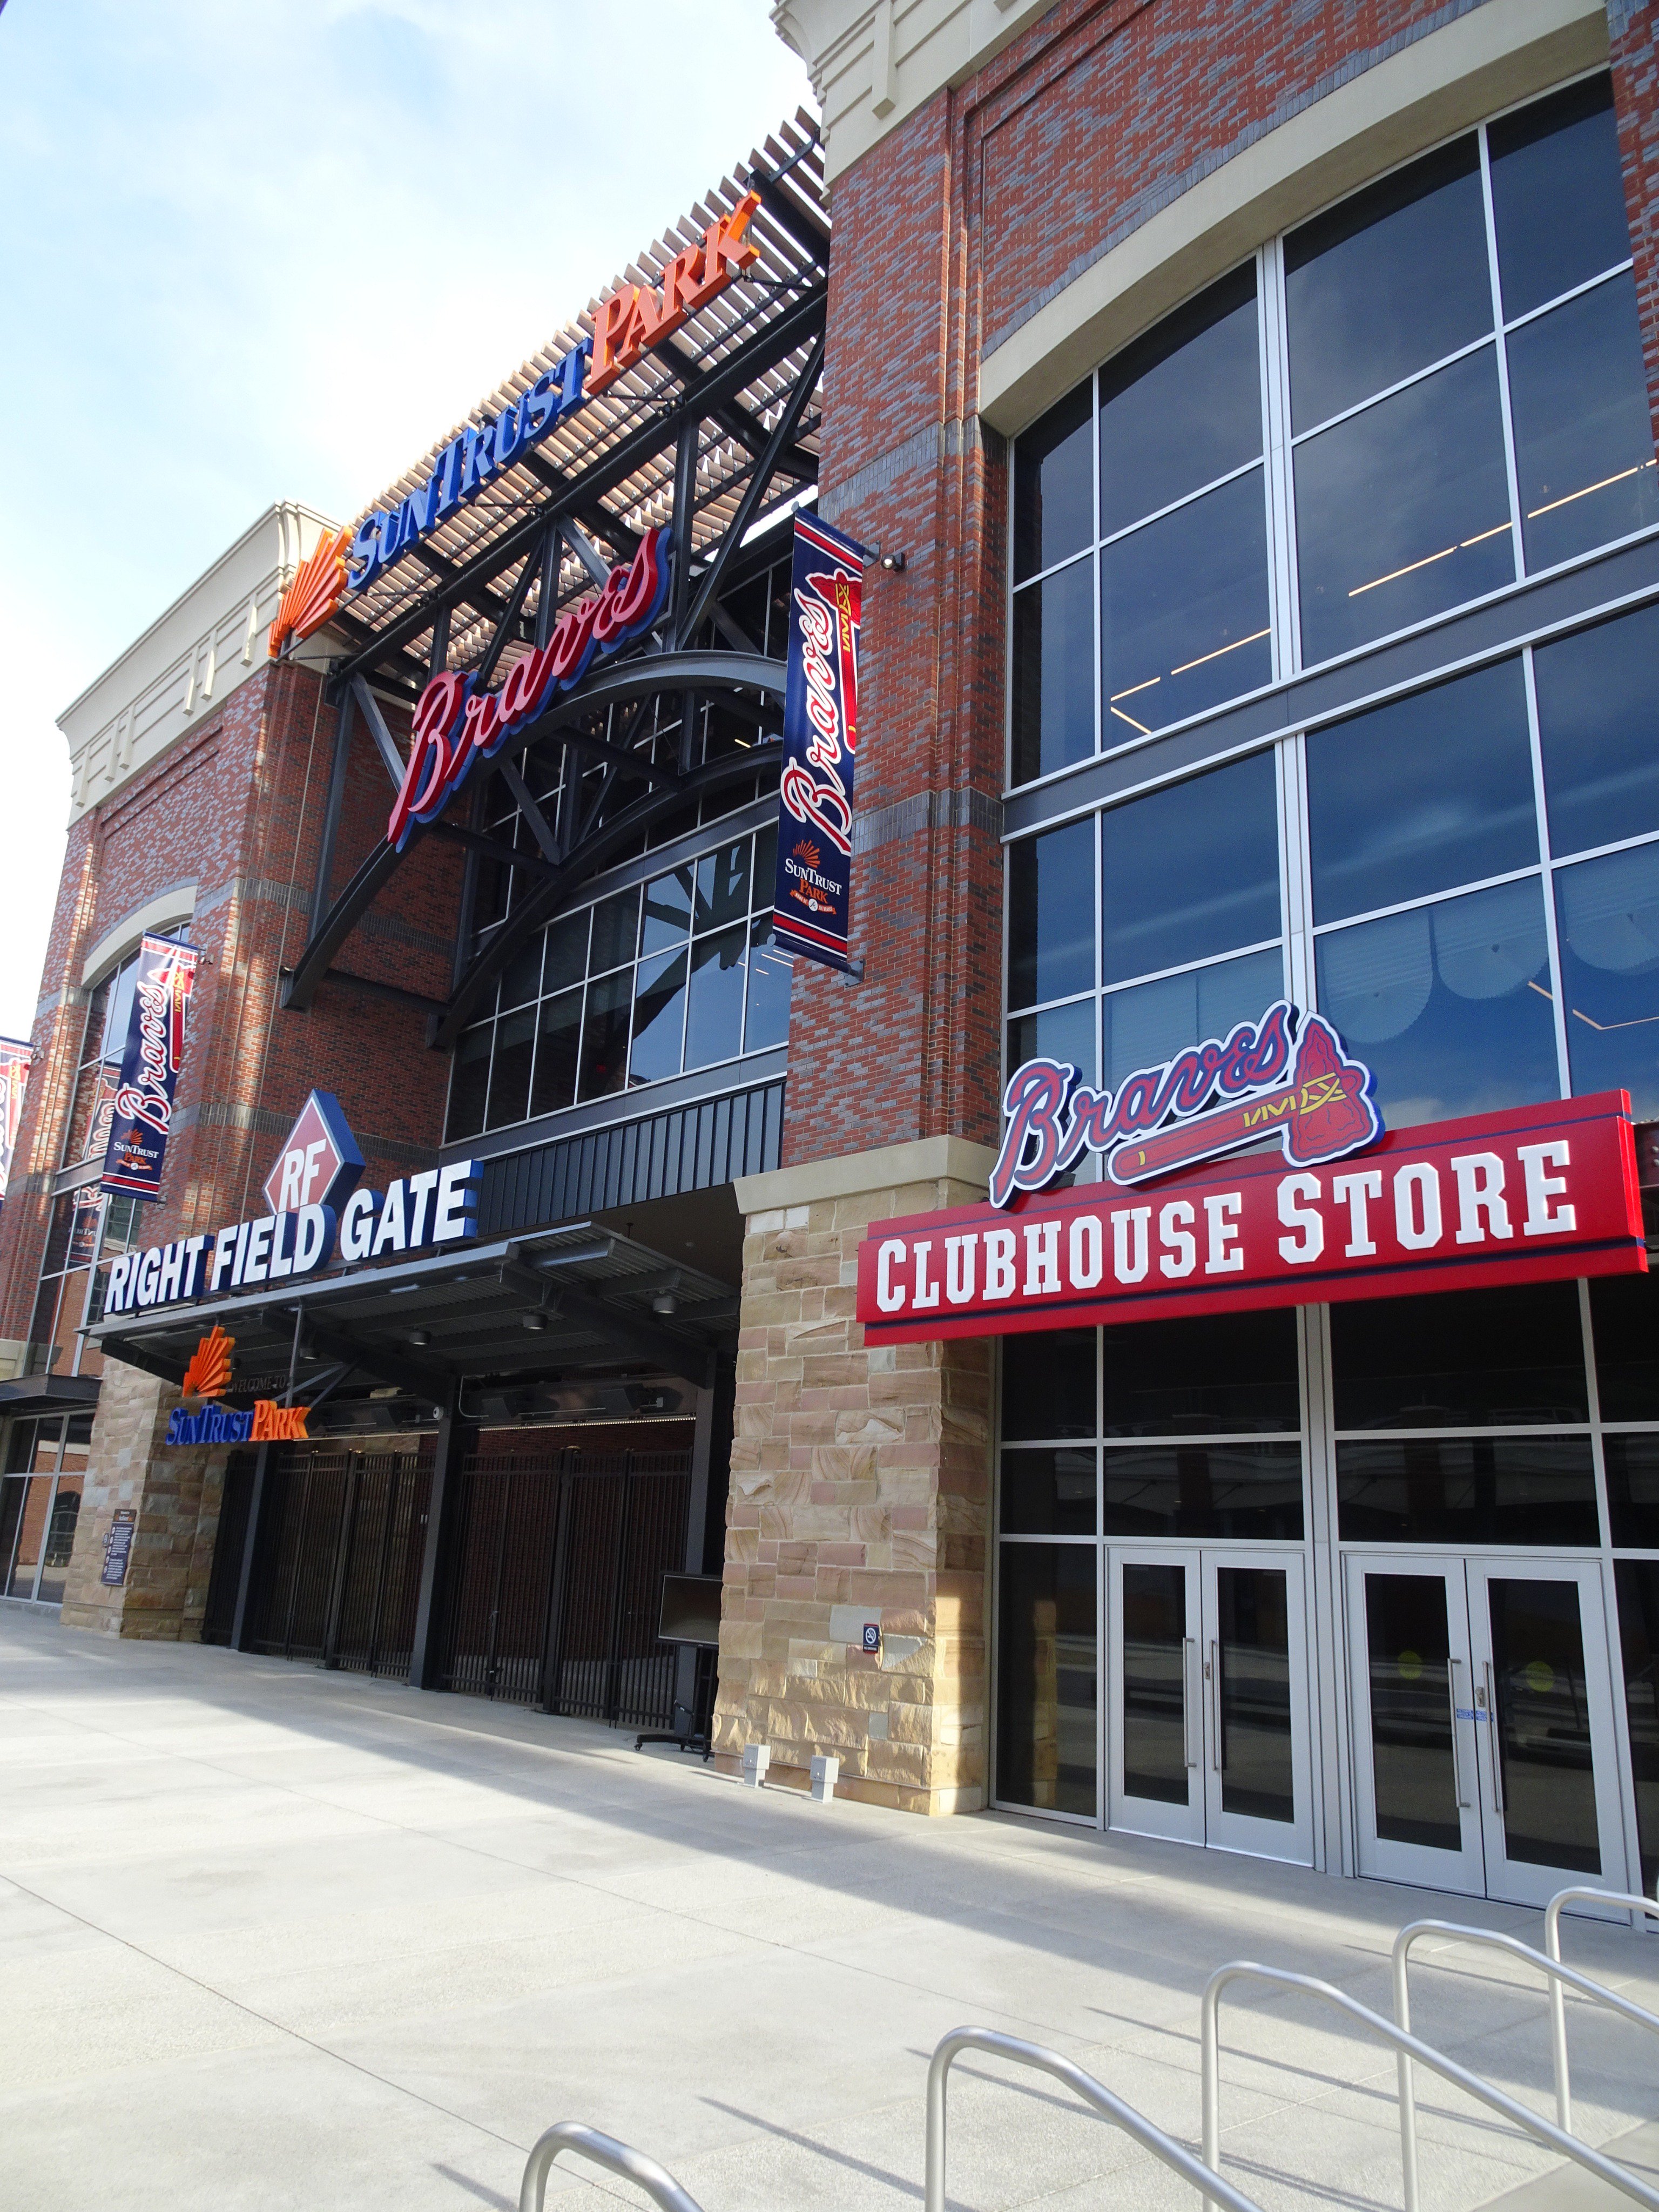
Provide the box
[0,0,812,1039]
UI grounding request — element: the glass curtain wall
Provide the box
[1,1413,92,1605]
[1009,73,1655,790]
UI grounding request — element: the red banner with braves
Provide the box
[101,934,199,1201]
[0,1035,32,1204]
[774,514,863,972]
[859,1092,1645,1343]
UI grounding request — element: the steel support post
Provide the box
[230,1443,272,1651]
[408,1382,476,1690]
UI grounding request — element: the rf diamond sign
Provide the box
[261,1089,364,1218]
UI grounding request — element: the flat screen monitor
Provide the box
[658,1572,723,1647]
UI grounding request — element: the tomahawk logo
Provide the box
[990,1001,1382,1208]
[262,1090,365,1218]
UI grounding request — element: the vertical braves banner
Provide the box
[0,1036,32,1204]
[101,935,199,1200]
[774,514,865,973]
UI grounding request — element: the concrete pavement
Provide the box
[3,1601,1657,2210]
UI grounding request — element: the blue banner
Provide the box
[101,934,199,1201]
[773,514,865,973]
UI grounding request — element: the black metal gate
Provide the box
[439,1447,691,1727]
[239,1445,431,1676]
[201,1450,255,1646]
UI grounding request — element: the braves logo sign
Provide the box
[991,1001,1381,1209]
[101,935,199,1202]
[389,526,672,851]
[773,513,864,972]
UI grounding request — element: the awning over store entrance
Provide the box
[89,1222,737,1413]
[0,1373,101,1420]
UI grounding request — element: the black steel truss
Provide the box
[283,281,824,1054]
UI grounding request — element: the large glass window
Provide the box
[1007,74,1653,792]
[445,821,787,1140]
[1332,1283,1599,1544]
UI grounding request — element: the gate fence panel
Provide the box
[200,1450,255,1646]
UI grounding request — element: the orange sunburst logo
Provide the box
[268,526,352,659]
[180,1325,235,1406]
[793,839,821,870]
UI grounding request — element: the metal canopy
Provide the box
[89,1224,738,1402]
[0,1374,101,1420]
[282,111,827,1053]
[329,111,827,693]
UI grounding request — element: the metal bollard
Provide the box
[810,1754,839,1802]
[741,1742,771,1787]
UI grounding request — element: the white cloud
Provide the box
[0,0,812,1037]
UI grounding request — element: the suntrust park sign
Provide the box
[856,1091,1645,1341]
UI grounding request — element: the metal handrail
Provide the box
[1545,1887,1659,2134]
[1201,1960,1659,2212]
[519,2120,705,2212]
[1395,1914,1659,2142]
[926,2025,1263,2212]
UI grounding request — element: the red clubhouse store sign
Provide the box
[857,1091,1647,1344]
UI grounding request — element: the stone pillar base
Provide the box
[719,1136,997,1816]
[60,1358,226,1641]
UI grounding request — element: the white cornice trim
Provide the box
[980,0,1608,436]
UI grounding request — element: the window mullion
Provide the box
[1478,122,1527,585]
[1522,642,1573,1098]
[1259,233,1301,678]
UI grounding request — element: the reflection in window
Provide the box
[1103,1308,1301,1435]
[1003,1330,1097,1440]
[1306,660,1536,925]
[1013,382,1092,584]
[1099,267,1262,534]
[1102,1442,1304,1539]
[1555,843,1659,1117]
[1337,1437,1599,1544]
[995,1543,1097,1816]
[1102,947,1283,1092]
[1488,75,1634,322]
[1315,878,1557,1127]
[1007,996,1095,1088]
[1011,556,1095,783]
[1007,819,1095,1009]
[1330,1282,1588,1429]
[445,824,786,1139]
[1284,137,1491,434]
[1536,603,1659,857]
[1614,1563,1659,1894]
[1589,1272,1659,1424]
[1101,469,1271,736]
[1507,273,1659,572]
[1294,347,1513,662]
[1100,751,1279,986]
[1001,1448,1097,1536]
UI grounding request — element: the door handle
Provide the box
[1485,1660,1505,1813]
[1449,1656,1472,1810]
[1210,1639,1222,1772]
[1183,1638,1198,1767]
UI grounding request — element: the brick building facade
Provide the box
[8,2,1659,1911]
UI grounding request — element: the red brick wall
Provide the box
[0,660,460,1352]
[1609,0,1659,444]
[781,0,1659,1171]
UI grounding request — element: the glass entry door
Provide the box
[1346,1557,1629,1904]
[1109,1549,1313,1863]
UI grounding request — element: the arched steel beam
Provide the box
[281,653,786,1026]
[435,740,780,1051]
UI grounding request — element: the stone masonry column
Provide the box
[59,1357,226,1640]
[716,1136,997,1814]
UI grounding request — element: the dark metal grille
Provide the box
[439,1446,692,1726]
[240,1445,430,1676]
[200,1450,255,1646]
[244,1450,350,1661]
[332,1454,432,1679]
